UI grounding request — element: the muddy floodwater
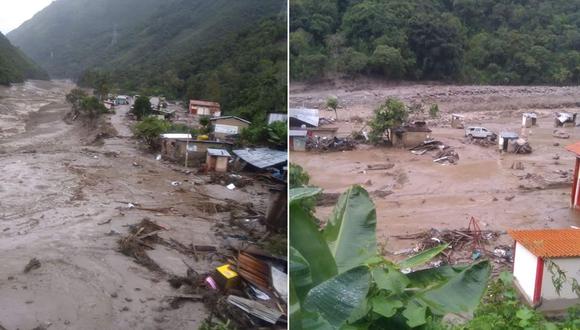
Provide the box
[0,81,275,329]
[291,81,580,255]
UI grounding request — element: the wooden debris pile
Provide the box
[306,136,357,152]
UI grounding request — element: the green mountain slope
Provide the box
[0,33,48,85]
[8,0,283,78]
[290,0,580,85]
[8,0,286,122]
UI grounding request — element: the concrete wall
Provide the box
[393,131,429,148]
[513,242,539,302]
[541,258,580,300]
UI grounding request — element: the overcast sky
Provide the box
[0,0,54,34]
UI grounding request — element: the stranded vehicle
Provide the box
[465,126,497,140]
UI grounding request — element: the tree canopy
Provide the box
[290,0,580,85]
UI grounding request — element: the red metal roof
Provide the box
[509,229,580,258]
[565,142,580,156]
[189,100,220,107]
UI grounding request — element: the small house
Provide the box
[268,113,288,125]
[206,148,230,172]
[509,229,580,310]
[190,100,221,117]
[392,122,432,148]
[210,116,251,140]
[565,142,580,210]
[150,97,161,110]
[522,112,538,128]
[555,112,576,127]
[116,95,130,105]
[451,114,465,129]
[160,133,232,167]
[289,129,307,152]
[498,132,519,152]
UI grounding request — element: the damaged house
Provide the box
[554,112,576,127]
[522,112,538,128]
[160,133,232,167]
[392,121,432,148]
[566,142,580,210]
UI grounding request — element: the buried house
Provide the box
[392,122,432,148]
[206,148,231,173]
[522,112,538,128]
[509,229,580,310]
[555,112,577,127]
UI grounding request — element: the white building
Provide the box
[510,229,580,311]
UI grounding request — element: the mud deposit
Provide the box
[291,81,580,258]
[0,81,276,329]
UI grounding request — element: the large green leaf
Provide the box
[372,266,410,295]
[398,244,449,270]
[402,299,427,328]
[418,260,491,315]
[304,266,372,328]
[371,294,404,318]
[290,247,314,302]
[323,185,377,273]
[407,265,467,289]
[290,187,323,204]
[290,203,338,288]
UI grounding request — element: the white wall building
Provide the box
[510,229,580,311]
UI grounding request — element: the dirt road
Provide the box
[0,81,273,329]
[290,81,580,256]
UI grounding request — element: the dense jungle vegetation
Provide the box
[290,0,580,85]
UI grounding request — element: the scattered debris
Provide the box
[97,219,112,225]
[23,258,41,273]
[505,195,515,201]
[227,295,284,325]
[552,130,570,139]
[226,183,236,190]
[367,163,395,171]
[306,136,357,152]
[433,148,459,164]
[510,161,525,170]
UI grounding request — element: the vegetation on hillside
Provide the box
[0,33,47,85]
[65,88,108,123]
[290,0,580,85]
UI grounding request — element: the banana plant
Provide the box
[289,185,491,329]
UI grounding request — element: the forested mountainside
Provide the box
[291,0,580,85]
[0,33,48,85]
[9,0,286,120]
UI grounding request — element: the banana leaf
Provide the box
[418,260,491,315]
[304,266,372,328]
[290,203,338,288]
[323,185,377,273]
[290,187,322,204]
[398,244,449,270]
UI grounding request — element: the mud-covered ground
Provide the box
[0,81,279,330]
[290,80,580,256]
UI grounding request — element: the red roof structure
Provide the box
[509,229,580,257]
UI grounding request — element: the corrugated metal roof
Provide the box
[565,142,580,156]
[268,113,288,125]
[209,116,251,124]
[509,229,580,258]
[207,148,231,157]
[500,132,519,139]
[289,108,319,127]
[233,148,287,169]
[160,133,192,139]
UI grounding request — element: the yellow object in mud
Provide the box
[198,135,209,140]
[215,264,239,289]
